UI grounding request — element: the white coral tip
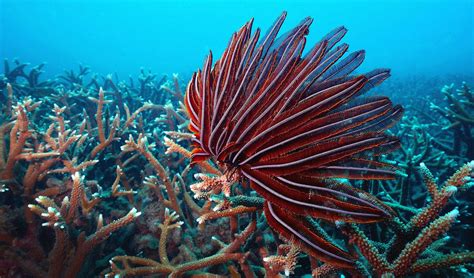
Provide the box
[448,208,460,218]
[129,207,138,217]
[36,196,46,202]
[445,185,458,194]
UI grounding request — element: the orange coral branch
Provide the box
[107,220,255,277]
[89,88,119,158]
[164,136,221,175]
[197,206,257,224]
[0,105,30,180]
[0,122,14,172]
[122,134,182,216]
[392,209,459,276]
[65,208,141,277]
[409,251,474,274]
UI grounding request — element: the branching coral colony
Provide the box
[1,20,474,278]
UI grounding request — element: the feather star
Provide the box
[184,11,403,268]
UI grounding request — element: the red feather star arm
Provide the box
[184,11,403,268]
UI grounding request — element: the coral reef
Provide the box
[0,60,188,277]
[336,161,474,277]
[1,18,474,278]
[430,83,474,160]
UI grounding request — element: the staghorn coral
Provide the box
[0,90,143,277]
[0,61,189,276]
[1,60,473,277]
[430,82,474,160]
[159,133,474,277]
[0,59,55,97]
[385,114,459,206]
[336,161,474,277]
[107,211,255,277]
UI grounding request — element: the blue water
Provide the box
[1,0,473,80]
